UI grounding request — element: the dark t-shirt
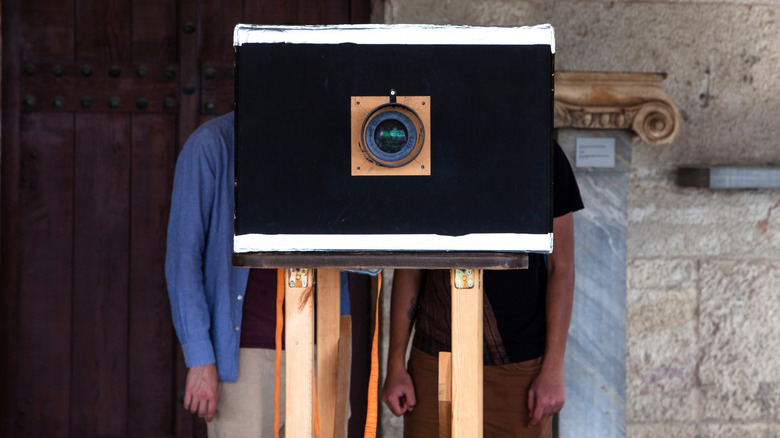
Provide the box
[412,142,584,365]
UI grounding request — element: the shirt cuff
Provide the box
[181,339,216,368]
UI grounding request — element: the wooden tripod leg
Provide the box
[334,315,353,438]
[285,268,315,438]
[438,351,453,438]
[451,268,483,438]
[316,269,341,438]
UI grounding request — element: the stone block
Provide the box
[699,260,780,421]
[626,423,700,438]
[629,422,780,438]
[627,322,699,422]
[628,294,697,339]
[699,423,780,438]
[627,261,697,424]
[626,386,699,423]
[627,258,698,307]
[628,178,780,259]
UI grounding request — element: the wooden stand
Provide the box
[234,254,528,438]
[284,268,315,438]
[284,268,353,438]
[450,268,483,438]
[438,351,453,438]
[281,267,485,438]
[316,269,342,438]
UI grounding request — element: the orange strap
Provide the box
[274,269,284,438]
[363,271,382,438]
[313,372,321,438]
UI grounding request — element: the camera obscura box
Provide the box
[233,24,555,256]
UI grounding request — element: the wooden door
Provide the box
[0,1,370,436]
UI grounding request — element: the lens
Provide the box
[374,119,408,154]
[360,103,424,168]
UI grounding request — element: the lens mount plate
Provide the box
[351,95,431,176]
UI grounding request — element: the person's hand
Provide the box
[381,368,417,416]
[184,363,219,422]
[527,368,565,427]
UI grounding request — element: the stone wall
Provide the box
[373,1,780,436]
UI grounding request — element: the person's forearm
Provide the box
[387,269,423,373]
[543,265,574,374]
[543,213,575,374]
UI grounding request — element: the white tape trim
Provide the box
[234,233,553,254]
[233,23,555,53]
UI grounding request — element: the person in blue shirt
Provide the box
[167,111,376,436]
[165,112,281,435]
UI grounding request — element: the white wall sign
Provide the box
[576,137,615,168]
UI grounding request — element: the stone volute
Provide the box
[554,72,682,146]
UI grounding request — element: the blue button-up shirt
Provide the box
[165,112,374,382]
[165,112,248,382]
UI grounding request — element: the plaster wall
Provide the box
[374,1,780,436]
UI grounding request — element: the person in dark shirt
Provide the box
[382,142,584,437]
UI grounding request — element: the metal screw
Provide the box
[456,281,462,288]
[23,64,37,76]
[467,280,474,287]
[203,67,217,80]
[204,100,216,112]
[182,83,196,95]
[135,98,149,110]
[182,21,196,34]
[108,96,121,109]
[163,97,176,110]
[289,281,295,287]
[23,95,36,108]
[52,96,65,109]
[108,65,122,78]
[52,65,65,77]
[80,96,93,109]
[81,65,93,77]
[136,66,149,78]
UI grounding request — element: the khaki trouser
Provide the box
[208,348,285,438]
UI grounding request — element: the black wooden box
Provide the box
[233,24,555,268]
